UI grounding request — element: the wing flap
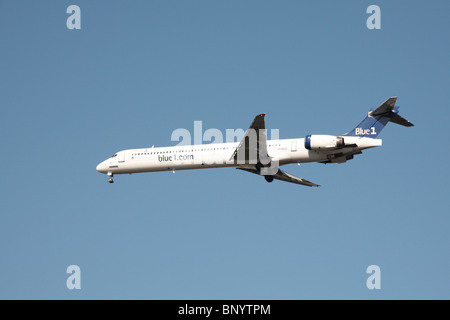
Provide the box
[238,168,321,187]
[273,169,321,187]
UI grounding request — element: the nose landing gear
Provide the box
[107,172,114,183]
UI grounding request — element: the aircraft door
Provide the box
[118,151,126,163]
[291,140,297,152]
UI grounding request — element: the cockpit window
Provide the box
[111,154,118,158]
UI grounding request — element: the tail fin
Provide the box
[344,97,414,138]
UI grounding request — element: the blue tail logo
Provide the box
[355,126,378,136]
[344,97,413,138]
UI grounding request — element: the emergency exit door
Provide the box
[118,151,126,162]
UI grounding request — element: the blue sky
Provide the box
[0,1,449,299]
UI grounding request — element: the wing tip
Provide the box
[308,183,322,187]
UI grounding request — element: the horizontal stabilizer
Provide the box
[390,113,414,127]
[344,97,414,137]
[369,97,414,127]
[369,97,398,116]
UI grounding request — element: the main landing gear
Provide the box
[107,172,114,183]
[256,162,274,183]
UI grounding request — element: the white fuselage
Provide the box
[96,136,381,176]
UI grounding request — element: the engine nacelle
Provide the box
[305,135,345,150]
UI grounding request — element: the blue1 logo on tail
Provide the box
[355,127,377,136]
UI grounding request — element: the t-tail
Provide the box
[344,97,414,138]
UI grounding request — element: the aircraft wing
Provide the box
[229,113,271,166]
[238,168,321,187]
[232,113,320,186]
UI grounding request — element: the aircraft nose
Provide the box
[96,161,106,173]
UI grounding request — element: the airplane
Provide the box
[96,97,413,187]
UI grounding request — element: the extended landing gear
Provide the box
[107,172,114,183]
[256,162,274,183]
